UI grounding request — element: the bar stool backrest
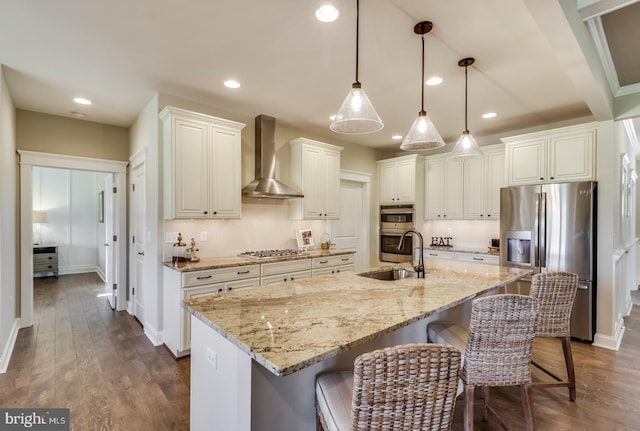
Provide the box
[530,272,579,338]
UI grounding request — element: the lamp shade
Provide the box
[400,112,445,150]
[33,210,46,223]
[330,83,384,134]
[449,130,482,158]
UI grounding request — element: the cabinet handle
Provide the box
[341,258,349,261]
[550,176,554,180]
[237,270,250,275]
[48,256,53,260]
[443,215,447,218]
[283,277,288,282]
[473,257,484,261]
[196,275,213,280]
[218,288,223,293]
[204,211,208,215]
[213,211,217,215]
[318,213,322,216]
[138,251,145,256]
[428,253,438,256]
[487,214,491,217]
[480,214,483,217]
[540,177,544,181]
[319,260,328,264]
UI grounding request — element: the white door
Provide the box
[131,162,146,323]
[331,177,369,271]
[104,174,117,309]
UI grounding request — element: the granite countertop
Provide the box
[183,259,530,376]
[164,248,356,272]
[422,246,500,255]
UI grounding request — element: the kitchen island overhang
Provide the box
[183,260,531,431]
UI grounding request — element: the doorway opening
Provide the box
[19,151,128,328]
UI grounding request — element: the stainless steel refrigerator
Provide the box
[500,181,596,341]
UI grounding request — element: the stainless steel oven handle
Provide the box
[534,193,540,268]
[540,192,547,268]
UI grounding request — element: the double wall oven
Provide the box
[380,204,414,263]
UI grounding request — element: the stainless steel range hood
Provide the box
[242,114,304,199]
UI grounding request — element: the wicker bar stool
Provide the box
[530,271,579,401]
[315,343,461,431]
[428,294,539,431]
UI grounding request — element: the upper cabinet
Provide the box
[424,156,464,220]
[377,154,423,204]
[161,106,245,219]
[503,122,596,186]
[289,138,343,219]
[463,145,505,220]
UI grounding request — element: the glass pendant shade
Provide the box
[330,83,384,134]
[449,130,482,157]
[400,111,445,150]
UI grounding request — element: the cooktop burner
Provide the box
[238,249,304,260]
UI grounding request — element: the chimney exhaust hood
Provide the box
[241,115,304,199]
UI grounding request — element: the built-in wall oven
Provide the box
[380,204,414,262]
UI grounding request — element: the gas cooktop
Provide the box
[238,249,304,260]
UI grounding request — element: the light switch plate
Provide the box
[200,231,208,242]
[206,346,217,369]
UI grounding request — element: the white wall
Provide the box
[32,167,101,275]
[418,220,500,251]
[0,66,18,373]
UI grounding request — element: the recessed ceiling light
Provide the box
[426,77,443,86]
[482,112,497,119]
[315,5,339,22]
[73,97,92,105]
[224,80,240,89]
[392,135,403,140]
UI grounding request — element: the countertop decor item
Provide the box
[449,57,483,158]
[400,21,445,151]
[329,0,383,134]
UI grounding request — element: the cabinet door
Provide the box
[425,158,444,219]
[454,252,499,265]
[463,156,485,219]
[301,145,325,218]
[323,149,341,218]
[210,127,241,218]
[423,250,455,260]
[484,148,505,219]
[443,159,464,219]
[395,159,416,203]
[182,283,224,351]
[225,278,260,292]
[174,118,210,218]
[548,129,595,182]
[506,139,546,185]
[378,162,397,204]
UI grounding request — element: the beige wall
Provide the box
[16,110,129,162]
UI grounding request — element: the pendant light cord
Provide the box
[355,0,360,85]
[420,34,425,115]
[464,64,468,132]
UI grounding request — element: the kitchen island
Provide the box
[183,259,530,431]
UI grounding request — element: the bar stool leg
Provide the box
[464,385,475,431]
[481,386,490,422]
[521,384,536,431]
[561,336,577,401]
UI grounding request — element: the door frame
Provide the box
[18,150,128,327]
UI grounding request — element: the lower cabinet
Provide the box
[163,264,260,357]
[311,254,356,277]
[420,249,498,265]
[260,259,312,286]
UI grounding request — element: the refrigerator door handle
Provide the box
[534,192,540,267]
[540,192,547,268]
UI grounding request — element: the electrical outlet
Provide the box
[165,232,178,243]
[206,347,217,369]
[200,231,208,242]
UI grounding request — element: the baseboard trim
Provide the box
[593,316,625,351]
[144,323,163,347]
[0,318,21,374]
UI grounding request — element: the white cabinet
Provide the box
[161,106,245,219]
[454,252,499,265]
[503,122,596,185]
[422,250,454,260]
[377,154,422,204]
[289,138,343,219]
[163,264,260,357]
[424,156,463,220]
[260,259,312,286]
[463,145,505,220]
[311,253,356,277]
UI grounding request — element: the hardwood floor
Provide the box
[0,273,190,430]
[1,275,639,430]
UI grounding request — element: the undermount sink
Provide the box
[357,267,415,281]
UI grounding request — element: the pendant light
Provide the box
[449,57,482,158]
[330,0,383,134]
[400,21,444,151]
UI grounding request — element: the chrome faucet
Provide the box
[397,229,425,278]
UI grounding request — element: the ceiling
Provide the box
[0,0,638,152]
